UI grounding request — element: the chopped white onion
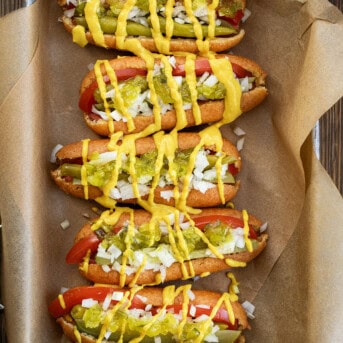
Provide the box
[64,8,75,18]
[260,222,268,233]
[102,293,112,311]
[60,287,69,294]
[203,74,219,87]
[192,180,215,193]
[101,265,111,273]
[242,8,251,23]
[111,292,124,301]
[242,300,256,319]
[82,298,98,308]
[160,190,174,201]
[233,126,246,136]
[187,289,196,301]
[236,137,245,151]
[66,0,78,6]
[60,219,70,230]
[136,295,148,304]
[189,304,197,317]
[50,144,63,163]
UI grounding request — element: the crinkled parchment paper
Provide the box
[0,0,342,341]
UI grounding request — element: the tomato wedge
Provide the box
[66,233,100,264]
[151,304,237,328]
[192,215,258,239]
[67,214,258,264]
[49,286,146,318]
[172,59,251,79]
[228,164,239,176]
[79,68,147,112]
[79,61,252,113]
[218,10,245,28]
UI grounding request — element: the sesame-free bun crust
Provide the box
[51,133,242,208]
[60,16,245,53]
[80,55,267,136]
[74,208,268,286]
[56,286,248,342]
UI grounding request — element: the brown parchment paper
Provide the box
[0,0,342,342]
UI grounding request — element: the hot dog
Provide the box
[66,207,268,286]
[80,54,267,136]
[58,0,248,53]
[51,129,242,209]
[49,284,249,342]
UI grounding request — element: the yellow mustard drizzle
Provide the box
[81,138,90,199]
[209,55,242,125]
[128,255,147,288]
[75,284,238,341]
[96,290,131,343]
[114,0,135,50]
[185,54,202,125]
[71,25,88,47]
[119,209,135,287]
[73,326,82,343]
[161,55,187,130]
[215,154,225,204]
[200,271,210,277]
[227,272,240,302]
[165,0,175,43]
[149,0,169,54]
[177,285,191,338]
[242,209,253,253]
[58,294,66,310]
[225,258,247,268]
[79,249,91,274]
[183,0,208,54]
[93,60,115,135]
[207,0,219,39]
[105,60,136,132]
[90,207,147,287]
[84,0,106,48]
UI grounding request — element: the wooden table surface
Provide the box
[317,0,342,195]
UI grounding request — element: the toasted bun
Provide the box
[51,133,241,207]
[56,286,248,343]
[61,16,245,53]
[75,208,267,285]
[80,55,267,136]
[81,235,267,285]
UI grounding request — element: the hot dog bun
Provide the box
[81,55,267,136]
[71,207,268,285]
[51,132,242,208]
[51,285,249,343]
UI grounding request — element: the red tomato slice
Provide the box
[49,286,146,318]
[192,215,258,239]
[79,68,147,112]
[66,233,100,264]
[172,59,213,76]
[218,10,244,28]
[79,61,251,113]
[231,63,252,78]
[228,164,239,176]
[173,60,251,78]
